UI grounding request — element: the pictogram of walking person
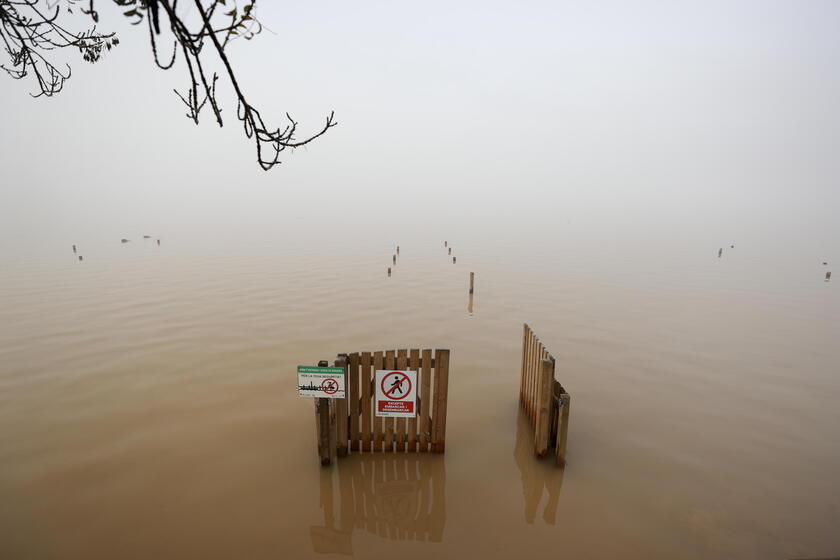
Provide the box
[389,376,404,395]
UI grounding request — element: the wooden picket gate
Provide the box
[315,349,450,465]
[519,324,570,465]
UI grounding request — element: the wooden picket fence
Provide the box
[519,324,570,465]
[315,349,450,465]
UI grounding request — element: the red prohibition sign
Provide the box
[381,371,412,400]
[321,378,339,395]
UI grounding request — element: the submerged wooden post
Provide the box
[556,393,570,466]
[316,359,332,466]
[534,359,554,456]
[432,349,450,453]
[335,355,349,457]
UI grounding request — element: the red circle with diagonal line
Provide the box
[381,371,411,400]
[321,378,339,394]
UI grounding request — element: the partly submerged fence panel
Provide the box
[315,348,450,465]
[519,324,570,465]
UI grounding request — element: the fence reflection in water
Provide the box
[311,455,447,554]
[514,408,564,525]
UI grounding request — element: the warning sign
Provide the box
[375,370,417,417]
[298,366,346,398]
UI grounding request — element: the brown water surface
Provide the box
[1,228,838,559]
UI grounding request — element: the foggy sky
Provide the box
[1,0,839,257]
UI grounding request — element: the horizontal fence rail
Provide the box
[316,349,450,465]
[519,324,570,465]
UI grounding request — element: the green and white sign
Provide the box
[298,366,346,398]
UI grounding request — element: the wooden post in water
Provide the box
[556,393,570,466]
[373,351,384,452]
[361,352,373,452]
[452,257,456,264]
[393,254,396,265]
[444,241,447,247]
[388,267,391,276]
[469,272,474,294]
[316,360,332,466]
[827,271,832,281]
[420,349,433,452]
[397,246,400,255]
[432,349,450,453]
[534,358,554,456]
[448,247,452,255]
[335,355,349,457]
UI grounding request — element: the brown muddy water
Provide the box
[0,228,838,560]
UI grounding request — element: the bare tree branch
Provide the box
[0,0,335,170]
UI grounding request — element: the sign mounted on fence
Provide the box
[375,370,417,418]
[298,366,346,398]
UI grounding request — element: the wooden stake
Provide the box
[388,267,391,276]
[384,350,396,452]
[452,257,456,264]
[420,349,432,452]
[373,351,384,452]
[315,360,331,464]
[408,349,420,452]
[534,358,554,457]
[347,353,359,453]
[520,324,528,406]
[396,246,400,255]
[827,271,832,281]
[448,247,451,255]
[556,393,570,466]
[469,272,474,294]
[396,349,408,452]
[432,349,450,453]
[335,355,349,457]
[72,245,76,253]
[361,351,373,452]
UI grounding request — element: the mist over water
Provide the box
[2,1,840,559]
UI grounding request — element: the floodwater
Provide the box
[1,224,838,560]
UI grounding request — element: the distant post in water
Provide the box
[718,248,723,258]
[448,247,452,255]
[469,272,474,294]
[397,246,400,255]
[388,267,391,277]
[78,255,83,261]
[393,254,396,265]
[72,244,77,253]
[453,257,456,264]
[444,241,447,247]
[827,271,832,281]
